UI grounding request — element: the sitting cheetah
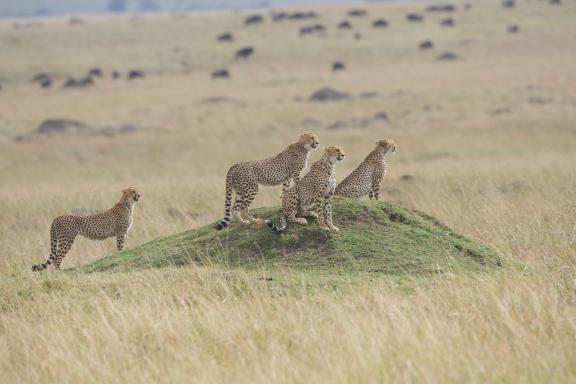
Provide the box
[215,133,320,230]
[335,139,396,199]
[269,146,345,232]
[32,188,141,271]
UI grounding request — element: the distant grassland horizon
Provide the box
[0,0,364,17]
[1,0,576,382]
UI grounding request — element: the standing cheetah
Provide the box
[32,188,141,271]
[215,133,320,230]
[269,146,345,232]
[335,139,396,199]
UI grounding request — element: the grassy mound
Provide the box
[75,199,503,276]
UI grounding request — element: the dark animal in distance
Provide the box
[338,20,352,29]
[217,32,234,42]
[245,15,264,25]
[332,62,345,72]
[127,70,145,80]
[507,24,520,33]
[63,77,94,89]
[502,0,515,8]
[212,69,230,79]
[437,52,460,61]
[235,46,254,60]
[406,14,424,22]
[272,11,317,21]
[426,4,456,12]
[419,40,434,50]
[347,9,367,17]
[300,24,325,36]
[88,68,103,78]
[288,11,317,20]
[40,78,52,88]
[441,18,455,27]
[373,19,389,28]
[32,72,52,88]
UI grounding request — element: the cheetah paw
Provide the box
[294,218,308,225]
[329,226,340,233]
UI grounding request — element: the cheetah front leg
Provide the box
[372,179,382,200]
[371,171,384,200]
[116,234,125,251]
[325,196,339,232]
[314,196,329,231]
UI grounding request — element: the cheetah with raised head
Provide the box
[269,146,345,232]
[335,139,396,199]
[215,133,320,230]
[32,188,141,271]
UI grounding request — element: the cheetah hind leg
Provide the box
[232,194,250,225]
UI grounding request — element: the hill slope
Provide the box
[75,200,503,276]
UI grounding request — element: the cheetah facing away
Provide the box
[335,139,396,200]
[215,133,320,230]
[269,146,345,232]
[32,188,141,271]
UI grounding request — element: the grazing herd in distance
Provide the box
[0,0,565,93]
[29,68,145,90]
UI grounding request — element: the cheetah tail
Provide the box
[32,223,57,272]
[268,216,287,232]
[215,172,234,231]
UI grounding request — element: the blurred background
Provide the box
[0,0,575,269]
[2,2,576,382]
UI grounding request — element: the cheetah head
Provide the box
[324,145,345,163]
[122,187,141,203]
[299,133,319,151]
[377,139,396,153]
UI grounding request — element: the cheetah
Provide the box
[215,133,320,230]
[335,139,396,200]
[31,188,141,271]
[269,146,345,232]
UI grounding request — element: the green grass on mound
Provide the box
[73,199,503,277]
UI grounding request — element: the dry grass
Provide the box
[1,1,576,382]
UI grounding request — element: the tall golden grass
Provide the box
[1,1,575,382]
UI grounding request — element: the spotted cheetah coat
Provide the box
[269,147,345,232]
[32,188,140,271]
[215,134,319,230]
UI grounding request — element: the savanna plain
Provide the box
[1,0,576,382]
